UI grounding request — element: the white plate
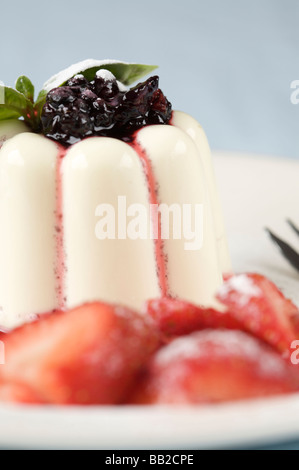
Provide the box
[1,152,299,450]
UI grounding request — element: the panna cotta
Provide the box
[0,61,231,328]
[0,119,29,146]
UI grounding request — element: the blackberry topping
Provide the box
[94,70,119,100]
[41,71,172,146]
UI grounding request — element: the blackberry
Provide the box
[94,70,119,100]
[66,74,90,89]
[41,71,172,146]
[149,89,173,124]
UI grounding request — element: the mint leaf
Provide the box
[79,63,158,86]
[34,89,47,121]
[42,59,158,93]
[0,84,39,129]
[15,76,35,102]
[0,85,33,119]
[0,108,21,120]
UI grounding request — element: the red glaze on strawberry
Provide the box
[145,297,243,340]
[0,302,159,405]
[0,271,298,406]
[128,329,299,405]
[0,382,46,405]
[216,273,299,354]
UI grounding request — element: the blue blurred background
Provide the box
[0,0,298,159]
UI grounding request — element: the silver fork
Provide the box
[266,220,299,273]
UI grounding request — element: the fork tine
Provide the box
[287,219,299,238]
[265,228,299,273]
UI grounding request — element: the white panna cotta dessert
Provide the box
[0,60,231,329]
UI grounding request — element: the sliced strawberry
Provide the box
[0,382,46,405]
[0,302,159,405]
[216,273,299,354]
[128,329,299,405]
[145,297,243,340]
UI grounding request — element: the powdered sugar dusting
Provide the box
[96,69,128,92]
[156,334,202,365]
[117,81,128,92]
[96,69,116,81]
[218,274,262,306]
[43,59,131,93]
[155,330,289,378]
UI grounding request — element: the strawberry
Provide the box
[145,297,243,340]
[0,382,46,405]
[216,273,299,354]
[128,329,299,405]
[0,302,159,405]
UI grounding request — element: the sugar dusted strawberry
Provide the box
[129,330,299,405]
[0,302,159,405]
[216,273,299,354]
[145,297,243,340]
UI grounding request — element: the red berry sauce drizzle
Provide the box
[55,145,68,310]
[130,136,169,297]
